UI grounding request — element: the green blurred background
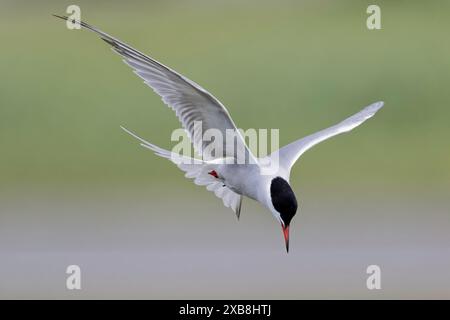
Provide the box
[0,0,449,299]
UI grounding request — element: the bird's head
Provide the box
[270,176,298,253]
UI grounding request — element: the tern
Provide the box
[55,15,384,252]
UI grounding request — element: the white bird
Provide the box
[55,15,384,252]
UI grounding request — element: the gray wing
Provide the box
[121,126,243,218]
[274,101,384,174]
[54,15,256,163]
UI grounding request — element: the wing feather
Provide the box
[274,101,384,174]
[54,15,256,163]
[121,127,243,216]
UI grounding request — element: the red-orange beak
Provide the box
[281,224,290,253]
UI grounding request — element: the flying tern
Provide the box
[55,15,384,252]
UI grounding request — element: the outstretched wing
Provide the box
[54,15,256,164]
[121,127,243,218]
[274,101,384,174]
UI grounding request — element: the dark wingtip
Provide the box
[52,14,68,21]
[101,37,115,46]
[52,14,92,33]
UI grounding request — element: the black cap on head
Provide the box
[270,176,298,226]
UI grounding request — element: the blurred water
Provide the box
[1,187,449,299]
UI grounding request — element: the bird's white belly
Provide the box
[218,163,267,202]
